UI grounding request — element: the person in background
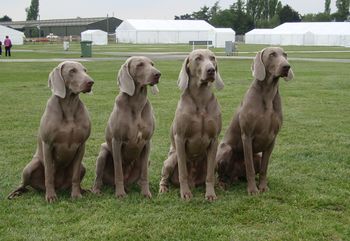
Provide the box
[0,40,2,56]
[4,36,12,57]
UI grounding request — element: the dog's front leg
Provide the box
[241,134,259,195]
[42,142,57,203]
[112,138,126,198]
[174,135,192,200]
[259,140,275,192]
[206,139,218,201]
[71,143,85,199]
[139,142,152,198]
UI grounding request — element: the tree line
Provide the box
[175,0,350,34]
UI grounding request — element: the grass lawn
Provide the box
[8,42,350,59]
[0,44,349,240]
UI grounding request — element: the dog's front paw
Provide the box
[115,189,127,199]
[91,186,102,195]
[159,185,169,193]
[71,191,83,200]
[180,190,193,200]
[205,193,217,202]
[45,191,58,203]
[142,190,152,199]
[247,185,259,195]
[259,183,269,193]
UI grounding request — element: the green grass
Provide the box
[0,44,349,240]
[8,42,350,59]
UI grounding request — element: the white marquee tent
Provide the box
[213,28,236,48]
[115,19,235,47]
[81,29,108,45]
[245,22,350,47]
[0,25,25,45]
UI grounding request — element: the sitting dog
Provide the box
[159,49,224,201]
[8,61,94,202]
[92,56,160,198]
[216,47,294,194]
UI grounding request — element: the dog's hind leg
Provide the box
[8,154,43,199]
[159,146,177,193]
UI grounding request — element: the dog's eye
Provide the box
[269,52,277,57]
[137,62,144,68]
[283,53,288,58]
[195,55,202,61]
[210,56,216,61]
[69,68,77,74]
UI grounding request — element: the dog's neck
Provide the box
[56,90,81,121]
[121,85,148,113]
[184,77,214,111]
[253,74,280,110]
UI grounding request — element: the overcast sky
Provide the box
[2,0,337,21]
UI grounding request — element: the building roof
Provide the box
[1,17,117,29]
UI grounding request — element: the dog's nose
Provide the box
[86,80,94,87]
[154,72,161,78]
[207,68,215,75]
[282,65,290,72]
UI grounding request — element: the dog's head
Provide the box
[252,47,294,82]
[178,49,224,91]
[117,56,161,96]
[48,61,94,98]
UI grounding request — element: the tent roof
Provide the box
[118,19,215,31]
[245,28,271,35]
[0,25,25,36]
[274,22,350,34]
[81,29,107,34]
[246,22,350,35]
[214,28,235,34]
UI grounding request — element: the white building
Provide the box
[0,25,25,45]
[245,22,350,47]
[81,29,108,45]
[115,19,235,48]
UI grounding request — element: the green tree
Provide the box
[335,0,350,20]
[26,0,39,21]
[276,1,283,15]
[279,4,301,23]
[268,0,279,19]
[174,14,193,20]
[0,15,12,22]
[192,6,211,22]
[325,0,331,14]
[230,1,254,34]
[302,12,332,21]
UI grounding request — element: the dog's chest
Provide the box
[253,111,282,150]
[184,110,218,139]
[50,120,90,164]
[125,116,153,144]
[55,119,89,142]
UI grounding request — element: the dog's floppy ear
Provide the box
[177,56,189,91]
[214,65,224,90]
[252,49,266,81]
[284,67,294,81]
[117,59,135,96]
[48,62,66,98]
